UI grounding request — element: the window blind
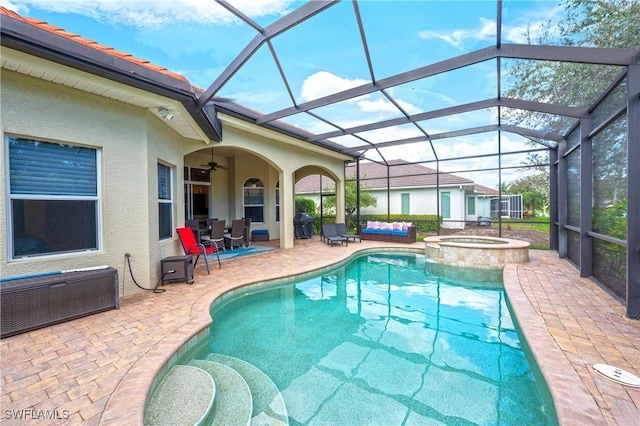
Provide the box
[158,163,171,200]
[9,136,97,196]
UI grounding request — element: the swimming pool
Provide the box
[186,252,557,425]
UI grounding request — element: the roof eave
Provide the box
[0,12,222,141]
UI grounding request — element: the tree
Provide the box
[504,0,639,146]
[322,180,377,228]
[295,197,316,214]
[503,0,637,222]
[507,173,550,217]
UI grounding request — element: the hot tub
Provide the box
[424,235,530,269]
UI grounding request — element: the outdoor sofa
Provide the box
[358,221,417,244]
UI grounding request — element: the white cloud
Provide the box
[300,71,369,102]
[0,0,24,13]
[417,3,564,48]
[301,71,422,122]
[501,4,564,44]
[3,0,296,28]
[358,98,422,116]
[418,17,496,49]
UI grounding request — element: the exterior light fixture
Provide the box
[157,107,174,120]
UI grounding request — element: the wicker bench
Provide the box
[358,224,417,244]
[251,229,269,242]
[1,267,119,338]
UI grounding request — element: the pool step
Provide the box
[144,364,215,426]
[145,356,288,426]
[206,354,289,426]
[189,360,253,426]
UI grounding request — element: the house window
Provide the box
[244,178,264,222]
[441,191,451,219]
[158,163,173,240]
[401,193,410,215]
[8,136,99,258]
[275,181,280,222]
[467,196,476,215]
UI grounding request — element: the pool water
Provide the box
[193,252,557,425]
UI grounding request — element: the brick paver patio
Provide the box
[1,238,638,425]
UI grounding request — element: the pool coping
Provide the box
[503,264,605,424]
[100,246,600,425]
[424,234,531,249]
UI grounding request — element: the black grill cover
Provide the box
[294,213,314,238]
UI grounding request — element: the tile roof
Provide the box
[0,6,188,84]
[473,183,500,196]
[296,159,477,193]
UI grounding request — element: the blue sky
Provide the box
[2,0,566,186]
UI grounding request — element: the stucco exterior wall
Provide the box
[1,68,351,295]
[209,116,351,248]
[1,71,186,295]
[342,186,468,229]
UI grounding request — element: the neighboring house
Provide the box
[0,8,351,294]
[296,160,520,229]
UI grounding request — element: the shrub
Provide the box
[295,197,316,214]
[358,214,442,232]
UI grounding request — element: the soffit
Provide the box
[1,47,208,142]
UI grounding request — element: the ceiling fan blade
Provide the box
[209,163,228,170]
[199,148,228,172]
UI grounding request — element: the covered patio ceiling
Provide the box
[197,0,637,171]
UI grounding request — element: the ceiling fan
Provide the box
[201,148,227,173]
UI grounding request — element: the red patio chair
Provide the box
[176,227,221,274]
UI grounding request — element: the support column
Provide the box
[580,116,593,277]
[549,149,559,251]
[627,63,640,318]
[280,170,295,249]
[356,159,361,229]
[557,139,568,258]
[335,174,346,224]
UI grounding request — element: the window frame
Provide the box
[275,181,280,222]
[401,192,410,215]
[243,178,264,223]
[441,191,451,219]
[467,195,476,215]
[158,162,174,241]
[7,135,102,260]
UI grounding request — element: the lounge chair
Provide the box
[321,224,349,247]
[176,227,221,274]
[335,223,361,243]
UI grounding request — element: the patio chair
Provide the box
[185,219,201,242]
[321,224,349,247]
[335,223,361,243]
[224,219,246,251]
[243,217,252,247]
[204,219,226,252]
[176,227,221,274]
